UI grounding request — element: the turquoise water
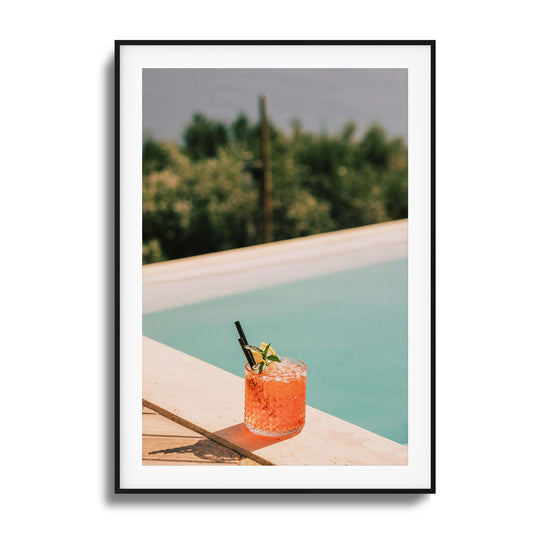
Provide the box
[143,259,407,444]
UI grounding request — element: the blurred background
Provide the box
[142,68,408,264]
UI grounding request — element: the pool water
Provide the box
[143,258,407,445]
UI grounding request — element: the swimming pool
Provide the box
[143,257,407,444]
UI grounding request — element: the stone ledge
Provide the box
[142,219,407,313]
[143,336,408,466]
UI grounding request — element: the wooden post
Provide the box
[260,95,273,243]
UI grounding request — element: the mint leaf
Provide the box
[252,361,265,374]
[252,342,280,373]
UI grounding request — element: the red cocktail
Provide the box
[244,357,307,436]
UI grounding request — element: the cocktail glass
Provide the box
[244,357,307,437]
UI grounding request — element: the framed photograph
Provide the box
[115,40,435,493]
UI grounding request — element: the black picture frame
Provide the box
[115,40,435,494]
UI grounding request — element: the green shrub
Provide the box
[142,114,407,264]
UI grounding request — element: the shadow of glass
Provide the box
[148,438,240,463]
[214,423,296,452]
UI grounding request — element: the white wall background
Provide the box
[2,1,532,530]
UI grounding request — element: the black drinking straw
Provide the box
[234,320,249,345]
[235,321,255,367]
[238,338,255,368]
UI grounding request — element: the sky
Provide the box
[142,69,408,143]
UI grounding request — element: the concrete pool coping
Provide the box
[143,219,407,314]
[143,336,408,466]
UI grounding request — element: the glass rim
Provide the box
[245,356,306,372]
